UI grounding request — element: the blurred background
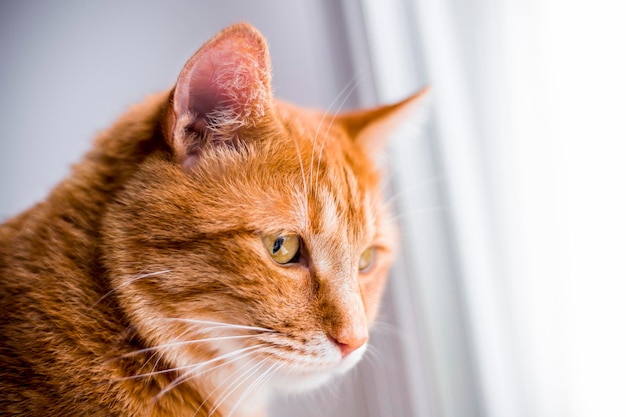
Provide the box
[2,1,625,416]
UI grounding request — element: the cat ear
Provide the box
[338,87,430,156]
[166,23,273,169]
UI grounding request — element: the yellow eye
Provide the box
[359,247,375,272]
[262,234,301,264]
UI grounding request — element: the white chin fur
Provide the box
[272,342,368,394]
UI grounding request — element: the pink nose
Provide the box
[329,332,368,358]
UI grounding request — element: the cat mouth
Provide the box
[270,346,367,393]
[277,341,368,375]
[337,342,368,371]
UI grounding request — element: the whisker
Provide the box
[114,362,199,381]
[225,361,283,417]
[363,343,385,366]
[114,344,264,381]
[291,128,309,223]
[309,70,366,193]
[311,71,363,190]
[141,325,197,377]
[156,347,263,405]
[162,318,276,333]
[94,270,171,306]
[191,355,261,417]
[118,334,262,358]
[209,358,270,416]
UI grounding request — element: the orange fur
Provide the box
[0,23,425,417]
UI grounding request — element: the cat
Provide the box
[0,23,425,417]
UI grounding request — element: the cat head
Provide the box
[104,23,425,398]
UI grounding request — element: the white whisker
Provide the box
[291,130,309,224]
[162,318,276,333]
[313,74,365,195]
[309,70,366,194]
[156,347,263,404]
[209,358,270,416]
[190,355,260,417]
[225,361,283,417]
[140,325,197,377]
[95,270,171,306]
[363,343,384,366]
[115,344,264,381]
[119,334,262,358]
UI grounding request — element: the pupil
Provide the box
[272,237,284,254]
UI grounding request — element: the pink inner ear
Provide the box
[185,55,233,133]
[173,36,270,137]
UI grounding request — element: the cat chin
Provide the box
[273,371,335,394]
[272,342,368,394]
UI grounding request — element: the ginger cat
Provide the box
[0,23,424,417]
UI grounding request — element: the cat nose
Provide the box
[328,328,368,358]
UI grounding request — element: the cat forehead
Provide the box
[313,183,374,234]
[301,161,377,242]
[259,106,379,235]
[240,137,376,236]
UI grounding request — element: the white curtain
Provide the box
[356,0,626,416]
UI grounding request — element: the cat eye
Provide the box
[359,247,375,272]
[263,234,301,265]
